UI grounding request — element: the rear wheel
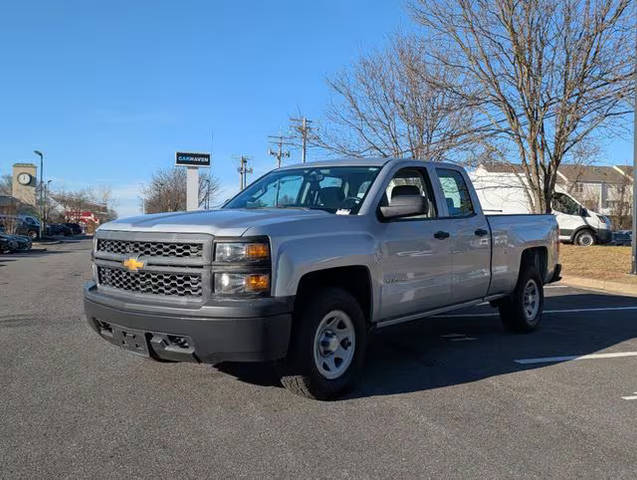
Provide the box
[278,288,367,400]
[499,266,544,332]
[574,229,595,247]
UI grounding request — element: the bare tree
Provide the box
[142,168,220,214]
[0,174,11,196]
[52,187,118,224]
[608,174,633,229]
[316,35,477,161]
[410,0,634,212]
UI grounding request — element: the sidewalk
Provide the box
[561,275,637,297]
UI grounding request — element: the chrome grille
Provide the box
[97,266,203,297]
[97,239,203,258]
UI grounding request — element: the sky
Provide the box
[0,1,633,217]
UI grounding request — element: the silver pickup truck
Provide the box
[84,158,561,399]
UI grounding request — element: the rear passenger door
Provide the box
[434,167,491,304]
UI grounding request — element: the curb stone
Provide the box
[560,275,637,297]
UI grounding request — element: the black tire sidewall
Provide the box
[575,230,595,247]
[501,266,544,332]
[284,288,367,398]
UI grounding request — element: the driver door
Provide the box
[378,167,452,320]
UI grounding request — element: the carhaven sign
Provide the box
[175,152,211,167]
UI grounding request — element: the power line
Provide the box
[267,135,293,168]
[290,116,313,163]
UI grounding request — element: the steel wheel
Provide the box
[313,310,356,380]
[576,231,594,246]
[523,279,540,322]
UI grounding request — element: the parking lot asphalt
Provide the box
[1,239,636,479]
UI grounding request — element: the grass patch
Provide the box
[560,245,637,284]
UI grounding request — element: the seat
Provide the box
[318,186,345,208]
[391,185,421,199]
[446,197,457,216]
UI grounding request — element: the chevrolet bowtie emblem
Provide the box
[123,257,144,272]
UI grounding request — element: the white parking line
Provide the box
[514,351,637,365]
[450,337,476,342]
[436,305,637,318]
[440,333,466,338]
[621,393,637,401]
[545,285,569,289]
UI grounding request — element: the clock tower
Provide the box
[12,163,37,207]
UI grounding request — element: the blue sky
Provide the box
[0,1,633,217]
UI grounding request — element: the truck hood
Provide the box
[98,208,332,236]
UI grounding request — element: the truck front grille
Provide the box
[97,266,203,297]
[97,239,203,258]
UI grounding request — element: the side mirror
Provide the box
[380,195,425,220]
[578,206,588,217]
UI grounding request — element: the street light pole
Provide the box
[33,150,44,238]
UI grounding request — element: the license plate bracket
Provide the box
[112,327,149,356]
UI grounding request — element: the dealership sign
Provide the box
[175,152,211,167]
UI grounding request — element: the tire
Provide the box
[499,266,544,333]
[278,287,367,400]
[574,229,595,247]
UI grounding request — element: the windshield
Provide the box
[224,166,381,214]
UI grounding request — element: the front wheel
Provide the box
[278,288,367,400]
[574,229,595,247]
[499,266,544,332]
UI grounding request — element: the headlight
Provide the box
[215,241,269,263]
[214,272,270,294]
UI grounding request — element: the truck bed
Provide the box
[486,213,559,295]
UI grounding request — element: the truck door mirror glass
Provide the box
[380,195,425,219]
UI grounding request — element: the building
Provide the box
[475,162,633,227]
[11,163,38,207]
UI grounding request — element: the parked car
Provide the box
[46,223,73,236]
[470,169,612,246]
[612,230,632,246]
[0,216,39,239]
[0,230,32,252]
[63,222,83,235]
[84,158,561,399]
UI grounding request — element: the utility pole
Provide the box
[268,135,292,168]
[237,155,253,191]
[630,48,637,275]
[290,116,313,163]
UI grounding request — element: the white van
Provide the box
[470,168,612,246]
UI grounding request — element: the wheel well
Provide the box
[520,247,548,283]
[295,266,372,322]
[572,227,594,241]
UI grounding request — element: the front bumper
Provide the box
[83,282,293,364]
[595,228,612,244]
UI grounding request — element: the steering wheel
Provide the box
[340,197,361,210]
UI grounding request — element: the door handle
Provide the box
[434,231,450,240]
[474,228,489,237]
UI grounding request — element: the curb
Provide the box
[560,275,637,297]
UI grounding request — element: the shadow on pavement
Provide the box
[216,293,637,399]
[0,249,72,259]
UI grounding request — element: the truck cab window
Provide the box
[436,169,474,217]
